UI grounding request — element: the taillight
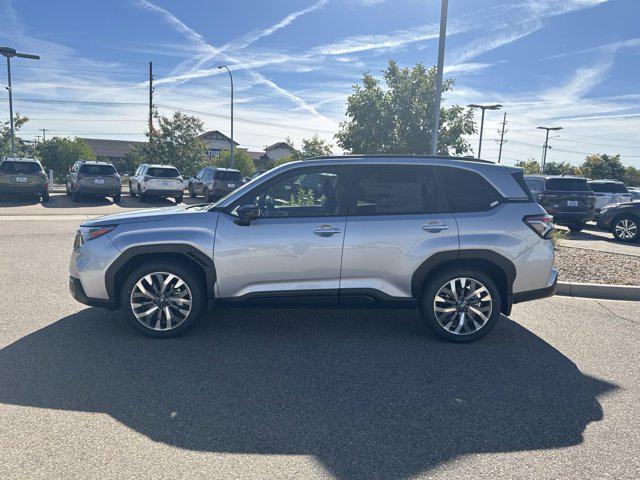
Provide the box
[523,214,554,239]
[80,225,117,241]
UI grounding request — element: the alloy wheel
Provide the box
[433,277,493,336]
[130,272,192,331]
[615,219,637,240]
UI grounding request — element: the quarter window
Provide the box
[352,166,443,215]
[442,168,501,212]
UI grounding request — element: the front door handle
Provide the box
[313,225,342,237]
[422,222,450,233]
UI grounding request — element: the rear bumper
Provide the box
[513,267,558,304]
[142,188,183,196]
[550,211,595,224]
[69,276,117,310]
[75,186,121,195]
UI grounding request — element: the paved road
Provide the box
[1,217,639,479]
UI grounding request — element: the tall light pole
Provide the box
[468,103,502,159]
[217,65,234,169]
[430,0,448,155]
[537,126,562,173]
[0,47,40,157]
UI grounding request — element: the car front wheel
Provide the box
[612,215,639,243]
[121,261,205,338]
[419,268,501,342]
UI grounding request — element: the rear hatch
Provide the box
[213,170,244,192]
[589,182,631,208]
[543,178,595,211]
[77,164,118,188]
[0,160,45,188]
[146,167,183,190]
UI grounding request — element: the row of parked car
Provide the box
[524,174,640,242]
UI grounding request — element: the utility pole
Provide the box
[467,104,502,159]
[0,47,40,156]
[218,65,234,169]
[496,112,508,163]
[35,135,40,146]
[40,128,49,142]
[148,61,154,136]
[537,126,562,173]
[430,0,448,155]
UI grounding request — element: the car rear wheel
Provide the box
[121,261,205,338]
[612,215,639,243]
[568,223,584,232]
[175,194,183,204]
[41,191,50,203]
[71,191,80,203]
[113,193,121,203]
[139,189,146,202]
[189,185,197,198]
[419,268,501,343]
[129,183,136,198]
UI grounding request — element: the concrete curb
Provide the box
[557,281,640,301]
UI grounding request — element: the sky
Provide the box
[1,0,639,167]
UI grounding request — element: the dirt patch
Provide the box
[555,246,640,286]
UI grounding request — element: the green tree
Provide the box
[301,134,332,158]
[515,158,541,174]
[1,113,31,158]
[623,166,640,187]
[214,149,255,177]
[580,154,625,180]
[335,61,476,155]
[39,137,95,180]
[543,161,580,176]
[134,112,206,176]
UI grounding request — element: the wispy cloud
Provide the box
[543,60,613,102]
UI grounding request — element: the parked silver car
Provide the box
[129,163,184,203]
[588,180,633,212]
[69,155,556,342]
[66,160,121,203]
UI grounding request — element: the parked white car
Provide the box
[588,180,633,212]
[129,163,184,204]
[628,187,640,201]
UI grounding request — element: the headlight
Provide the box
[80,225,116,241]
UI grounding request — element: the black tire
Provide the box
[419,267,502,343]
[568,223,584,232]
[189,185,197,198]
[139,190,146,203]
[175,195,183,204]
[65,185,71,196]
[41,191,50,203]
[129,183,136,198]
[72,191,81,203]
[611,214,640,243]
[113,193,121,203]
[120,260,205,338]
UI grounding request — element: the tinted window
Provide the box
[146,167,180,178]
[525,177,544,193]
[241,168,347,218]
[442,168,501,212]
[353,166,442,215]
[79,164,116,175]
[0,161,42,173]
[589,182,628,193]
[546,178,591,192]
[195,168,205,179]
[215,170,243,181]
[202,169,214,181]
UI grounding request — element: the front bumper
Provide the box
[513,267,558,304]
[69,276,118,310]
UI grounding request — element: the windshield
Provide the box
[0,161,42,174]
[545,178,591,192]
[79,164,117,175]
[215,170,243,181]
[589,182,628,193]
[147,167,180,178]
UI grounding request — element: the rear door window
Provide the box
[0,161,42,173]
[441,167,501,212]
[146,167,180,178]
[525,178,544,193]
[79,164,117,175]
[215,170,244,181]
[352,166,444,215]
[546,178,591,191]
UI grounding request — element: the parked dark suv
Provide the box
[596,202,640,243]
[188,167,244,202]
[66,160,121,203]
[524,175,595,231]
[0,157,50,202]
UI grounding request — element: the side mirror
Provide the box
[235,203,260,226]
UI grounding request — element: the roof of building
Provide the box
[265,141,293,151]
[247,151,264,161]
[80,138,145,158]
[199,130,239,146]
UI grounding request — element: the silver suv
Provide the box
[129,163,184,203]
[69,156,557,342]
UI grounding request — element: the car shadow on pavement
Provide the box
[0,307,616,479]
[36,194,204,209]
[0,196,43,207]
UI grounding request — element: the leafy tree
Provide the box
[515,158,541,174]
[335,61,476,155]
[543,161,580,176]
[580,154,625,181]
[134,112,206,176]
[39,137,95,180]
[214,149,255,177]
[301,134,332,158]
[1,114,31,158]
[623,166,640,187]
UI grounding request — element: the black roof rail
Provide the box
[303,154,495,164]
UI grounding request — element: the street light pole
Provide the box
[0,47,40,157]
[467,104,502,159]
[430,0,448,155]
[537,126,562,173]
[217,65,234,169]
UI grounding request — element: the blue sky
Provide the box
[1,0,639,167]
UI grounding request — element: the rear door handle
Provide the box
[422,222,450,233]
[313,225,342,237]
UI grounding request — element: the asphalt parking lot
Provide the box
[1,199,640,479]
